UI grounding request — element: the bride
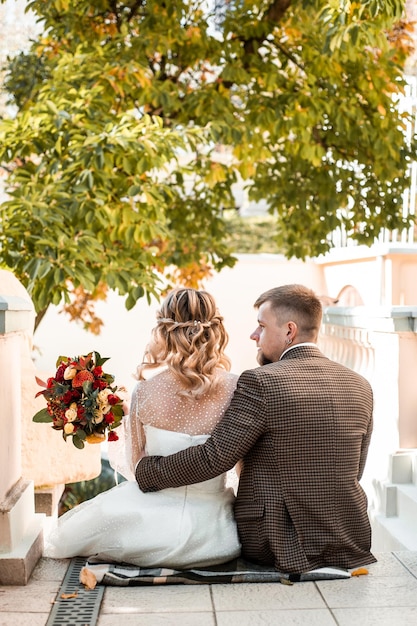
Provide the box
[44,288,241,568]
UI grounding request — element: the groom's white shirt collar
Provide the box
[279,342,317,361]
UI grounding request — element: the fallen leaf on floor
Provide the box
[351,568,369,577]
[80,567,97,590]
[61,592,78,599]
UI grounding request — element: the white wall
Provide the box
[33,254,327,395]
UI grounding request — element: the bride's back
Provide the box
[137,369,238,436]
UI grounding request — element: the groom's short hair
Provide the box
[254,284,322,339]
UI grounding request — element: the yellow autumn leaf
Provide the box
[351,567,369,577]
[80,567,98,590]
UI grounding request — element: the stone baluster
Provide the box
[0,294,44,585]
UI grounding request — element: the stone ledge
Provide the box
[0,479,36,553]
[322,305,417,332]
[0,519,44,585]
[0,295,33,334]
[35,484,65,516]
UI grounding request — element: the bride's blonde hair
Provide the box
[137,288,231,398]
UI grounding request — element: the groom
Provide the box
[136,284,377,573]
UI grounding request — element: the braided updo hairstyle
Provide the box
[137,288,231,398]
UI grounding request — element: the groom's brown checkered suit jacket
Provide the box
[136,345,376,573]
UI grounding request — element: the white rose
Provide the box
[65,403,78,422]
[64,423,75,434]
[64,366,77,380]
[98,399,112,414]
[98,389,111,403]
[97,389,112,414]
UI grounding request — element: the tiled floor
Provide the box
[1,552,417,625]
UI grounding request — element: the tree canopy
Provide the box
[0,0,415,327]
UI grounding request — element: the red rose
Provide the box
[108,431,119,442]
[62,391,74,404]
[108,394,120,406]
[104,412,115,424]
[77,406,85,418]
[93,366,103,377]
[92,379,108,390]
[55,363,67,382]
[47,377,55,388]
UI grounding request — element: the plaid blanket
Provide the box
[82,557,352,586]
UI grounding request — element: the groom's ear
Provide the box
[286,321,297,340]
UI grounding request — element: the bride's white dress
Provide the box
[44,371,241,568]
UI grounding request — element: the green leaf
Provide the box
[82,380,93,394]
[55,355,70,367]
[72,435,85,449]
[32,408,53,423]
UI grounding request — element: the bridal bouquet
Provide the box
[33,351,125,449]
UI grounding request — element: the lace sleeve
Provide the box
[108,383,146,481]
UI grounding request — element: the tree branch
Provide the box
[34,306,49,333]
[266,0,292,22]
[243,0,292,56]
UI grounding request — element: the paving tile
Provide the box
[30,557,69,582]
[367,552,416,577]
[333,606,417,625]
[101,585,213,613]
[216,608,337,625]
[317,575,417,608]
[98,613,215,625]
[0,581,58,613]
[393,551,417,577]
[211,582,326,611]
[0,613,50,626]
[3,552,417,626]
